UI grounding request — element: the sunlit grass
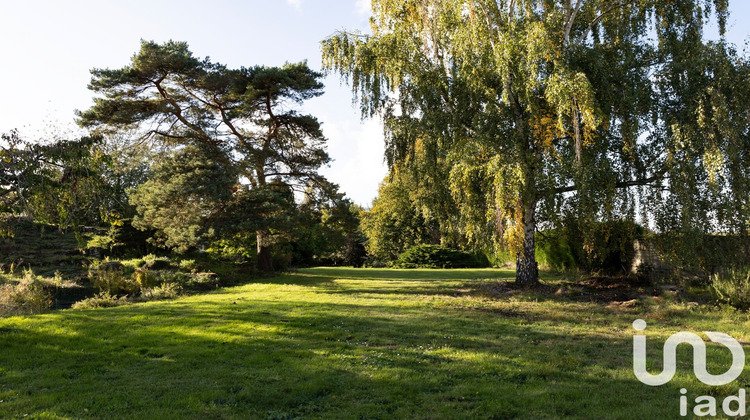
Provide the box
[0,267,747,418]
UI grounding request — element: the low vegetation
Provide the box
[394,244,489,269]
[711,266,750,310]
[0,267,746,419]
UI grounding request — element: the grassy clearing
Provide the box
[0,267,748,419]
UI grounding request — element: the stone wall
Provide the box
[630,239,673,281]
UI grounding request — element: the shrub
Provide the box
[155,271,219,291]
[156,271,192,286]
[72,292,129,309]
[0,270,52,315]
[86,234,116,252]
[89,261,138,294]
[536,219,645,273]
[141,282,182,300]
[711,267,750,310]
[178,259,198,272]
[185,272,219,290]
[133,268,159,288]
[395,245,489,268]
[141,254,172,269]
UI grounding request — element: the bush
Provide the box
[178,259,198,272]
[711,267,750,310]
[0,270,52,315]
[72,291,129,309]
[395,245,489,269]
[89,261,138,294]
[655,231,750,274]
[145,270,219,291]
[185,272,219,290]
[141,282,182,300]
[133,268,159,288]
[537,219,645,273]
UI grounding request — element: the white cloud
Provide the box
[319,117,387,207]
[355,0,371,18]
[285,0,303,12]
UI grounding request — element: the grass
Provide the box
[0,267,748,419]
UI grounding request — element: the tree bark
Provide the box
[257,230,273,273]
[515,201,539,286]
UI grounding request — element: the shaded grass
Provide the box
[0,267,748,419]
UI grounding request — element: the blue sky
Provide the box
[0,0,384,206]
[1,0,749,206]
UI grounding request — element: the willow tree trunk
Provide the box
[257,230,273,273]
[515,200,539,286]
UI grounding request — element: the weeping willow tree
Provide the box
[322,0,750,285]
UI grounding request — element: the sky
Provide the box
[1,1,750,207]
[0,0,384,206]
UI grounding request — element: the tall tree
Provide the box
[361,171,439,261]
[322,0,750,285]
[78,40,330,271]
[0,130,117,237]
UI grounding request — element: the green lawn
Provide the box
[0,267,747,419]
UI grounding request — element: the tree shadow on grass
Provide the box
[0,291,726,419]
[294,267,516,281]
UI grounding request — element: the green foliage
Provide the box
[71,291,128,309]
[537,220,644,273]
[536,233,578,272]
[711,267,750,310]
[323,0,749,285]
[395,245,489,269]
[0,131,127,239]
[178,259,198,272]
[89,261,138,294]
[206,235,255,264]
[654,231,750,274]
[86,232,116,251]
[141,282,182,300]
[0,269,52,315]
[292,189,367,267]
[78,40,332,271]
[90,256,219,297]
[361,176,439,262]
[129,144,234,253]
[133,268,159,289]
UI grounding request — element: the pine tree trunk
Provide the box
[515,201,539,287]
[256,230,273,273]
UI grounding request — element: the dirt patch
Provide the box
[473,276,657,305]
[563,276,657,304]
[474,281,557,298]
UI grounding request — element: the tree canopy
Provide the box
[79,40,332,271]
[322,0,750,285]
[0,130,127,238]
